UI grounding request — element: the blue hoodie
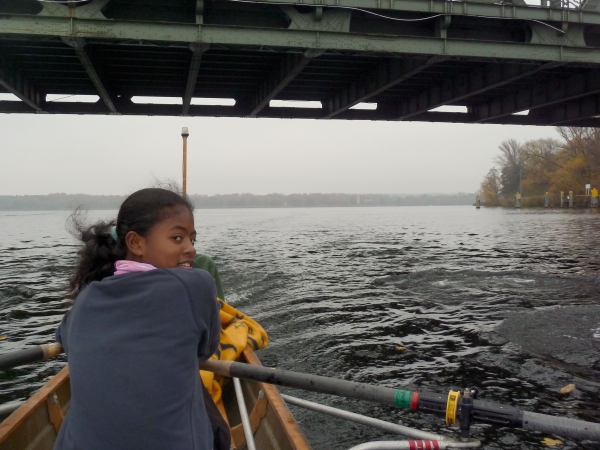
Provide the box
[55,268,221,450]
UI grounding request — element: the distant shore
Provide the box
[0,193,475,211]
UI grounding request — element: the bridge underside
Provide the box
[1,0,600,126]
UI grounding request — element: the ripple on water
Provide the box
[1,207,600,449]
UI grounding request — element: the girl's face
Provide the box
[125,207,197,269]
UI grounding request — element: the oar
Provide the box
[201,359,600,442]
[2,345,599,442]
[0,343,63,371]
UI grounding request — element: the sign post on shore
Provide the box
[182,127,189,195]
[569,190,574,208]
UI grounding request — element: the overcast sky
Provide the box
[0,113,558,196]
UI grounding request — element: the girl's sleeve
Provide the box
[176,269,221,361]
[55,311,70,353]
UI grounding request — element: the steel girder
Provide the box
[325,56,447,118]
[0,62,44,112]
[27,0,600,26]
[474,68,600,121]
[61,36,118,114]
[1,95,600,127]
[243,0,600,26]
[0,0,599,125]
[1,14,600,64]
[182,43,209,116]
[395,62,563,120]
[533,94,600,125]
[248,49,324,117]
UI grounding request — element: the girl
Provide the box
[55,188,227,450]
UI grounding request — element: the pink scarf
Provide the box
[114,260,157,276]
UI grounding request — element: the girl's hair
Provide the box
[67,188,194,299]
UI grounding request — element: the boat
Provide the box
[0,347,311,450]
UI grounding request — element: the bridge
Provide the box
[0,0,599,125]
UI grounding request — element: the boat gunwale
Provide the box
[0,350,311,449]
[0,365,69,446]
[242,347,312,450]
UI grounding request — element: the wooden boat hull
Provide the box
[0,347,311,450]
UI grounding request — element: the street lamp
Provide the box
[181,127,189,195]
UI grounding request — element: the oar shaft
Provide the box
[202,360,600,442]
[202,359,399,407]
[0,343,63,371]
[522,411,600,441]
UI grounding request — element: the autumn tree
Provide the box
[479,168,501,206]
[554,127,600,192]
[481,127,600,206]
[520,138,562,196]
[495,139,525,197]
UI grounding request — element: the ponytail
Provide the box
[67,216,124,299]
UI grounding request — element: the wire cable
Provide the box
[47,94,76,102]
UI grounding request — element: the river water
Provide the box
[1,206,599,449]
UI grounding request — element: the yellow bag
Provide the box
[200,299,268,403]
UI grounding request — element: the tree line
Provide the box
[0,192,475,211]
[479,127,600,207]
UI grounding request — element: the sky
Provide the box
[0,113,559,196]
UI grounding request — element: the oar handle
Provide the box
[201,359,600,442]
[0,343,63,371]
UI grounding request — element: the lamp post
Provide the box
[181,127,189,195]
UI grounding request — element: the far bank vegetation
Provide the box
[479,127,600,207]
[0,192,475,211]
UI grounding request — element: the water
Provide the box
[1,206,600,449]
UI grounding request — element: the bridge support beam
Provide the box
[62,37,117,114]
[4,15,598,64]
[248,49,324,117]
[0,64,44,112]
[397,62,561,120]
[182,43,209,116]
[325,57,445,119]
[538,96,600,125]
[475,68,600,122]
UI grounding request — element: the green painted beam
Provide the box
[2,14,600,64]
[250,0,600,25]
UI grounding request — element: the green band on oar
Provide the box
[0,343,63,371]
[393,389,412,408]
